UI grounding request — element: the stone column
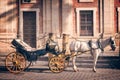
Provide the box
[117,8,120,32]
[62,0,73,34]
[103,0,114,36]
[100,0,104,33]
[52,0,59,33]
[43,0,52,33]
[43,0,46,33]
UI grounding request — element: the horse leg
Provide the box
[72,52,79,72]
[93,49,100,72]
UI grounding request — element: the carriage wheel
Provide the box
[58,54,70,68]
[5,52,26,73]
[49,56,65,73]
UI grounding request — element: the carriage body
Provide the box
[5,39,69,73]
[11,39,47,61]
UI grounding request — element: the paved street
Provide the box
[0,51,120,80]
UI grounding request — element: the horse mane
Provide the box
[100,37,110,48]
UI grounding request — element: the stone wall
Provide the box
[104,0,114,36]
[0,0,18,53]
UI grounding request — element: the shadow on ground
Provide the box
[0,56,120,73]
[69,56,120,69]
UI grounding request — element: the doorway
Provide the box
[23,11,36,48]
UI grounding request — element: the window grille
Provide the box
[79,10,93,36]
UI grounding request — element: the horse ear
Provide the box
[98,33,103,39]
[111,33,119,40]
[110,36,115,40]
[114,33,120,39]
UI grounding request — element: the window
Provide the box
[80,11,93,36]
[76,8,97,37]
[22,0,37,3]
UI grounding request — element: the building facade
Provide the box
[0,0,119,53]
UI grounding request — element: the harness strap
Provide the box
[88,40,93,54]
[97,39,104,52]
[88,39,104,52]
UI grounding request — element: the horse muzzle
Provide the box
[111,45,116,51]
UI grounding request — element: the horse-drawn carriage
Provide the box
[5,38,70,73]
[5,33,116,73]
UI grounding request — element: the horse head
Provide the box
[109,37,116,51]
[98,33,116,51]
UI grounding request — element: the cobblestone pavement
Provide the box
[0,51,120,80]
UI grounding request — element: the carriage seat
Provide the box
[11,39,59,56]
[11,39,36,51]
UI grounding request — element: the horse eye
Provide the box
[111,41,114,44]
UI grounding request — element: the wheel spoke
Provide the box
[11,65,15,71]
[20,62,24,68]
[18,65,22,71]
[15,66,18,71]
[7,65,13,69]
[7,56,13,62]
[6,62,13,66]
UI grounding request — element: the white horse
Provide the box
[70,37,116,72]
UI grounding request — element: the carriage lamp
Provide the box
[115,32,120,57]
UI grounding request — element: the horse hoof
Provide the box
[74,69,79,72]
[74,70,77,72]
[93,69,96,72]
